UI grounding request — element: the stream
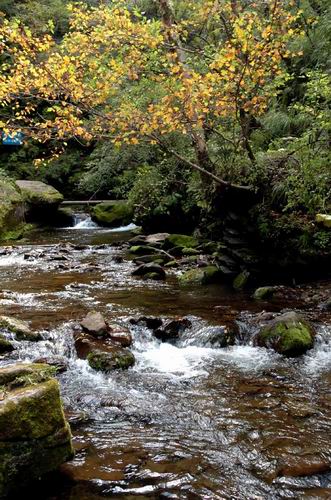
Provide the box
[0,216,331,499]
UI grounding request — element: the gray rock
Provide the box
[80,311,108,337]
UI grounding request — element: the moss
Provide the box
[92,201,133,227]
[129,245,159,255]
[88,349,135,372]
[165,234,199,249]
[144,272,164,280]
[15,180,63,206]
[181,247,200,256]
[0,316,41,341]
[0,179,25,236]
[257,312,314,356]
[0,363,54,387]
[0,379,67,440]
[253,286,275,300]
[179,266,223,285]
[233,270,250,290]
[0,223,35,242]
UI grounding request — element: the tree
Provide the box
[0,0,302,190]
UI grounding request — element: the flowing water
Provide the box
[1,218,331,499]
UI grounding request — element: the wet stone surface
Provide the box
[0,223,330,499]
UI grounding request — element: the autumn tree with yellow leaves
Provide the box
[0,0,303,189]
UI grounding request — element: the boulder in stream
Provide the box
[80,311,108,338]
[91,201,133,227]
[87,348,135,372]
[0,315,42,341]
[15,180,63,222]
[253,286,276,300]
[132,262,166,280]
[0,363,74,497]
[164,234,199,250]
[107,323,133,347]
[179,266,223,286]
[154,318,192,342]
[255,311,315,356]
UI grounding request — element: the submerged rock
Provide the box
[91,201,133,227]
[80,311,108,338]
[87,348,135,372]
[0,315,42,341]
[0,364,73,497]
[255,311,315,356]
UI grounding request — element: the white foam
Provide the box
[302,325,331,374]
[136,343,212,378]
[215,345,281,372]
[71,216,100,229]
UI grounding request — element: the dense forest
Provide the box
[0,0,330,276]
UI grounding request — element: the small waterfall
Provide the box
[70,213,137,231]
[72,213,99,229]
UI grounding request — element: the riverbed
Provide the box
[1,221,330,499]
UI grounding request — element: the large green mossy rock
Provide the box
[0,365,74,497]
[164,234,199,250]
[91,201,133,227]
[256,312,315,357]
[179,266,223,286]
[88,348,135,372]
[15,180,63,207]
[0,179,25,238]
[253,286,275,300]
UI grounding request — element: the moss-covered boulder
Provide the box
[0,178,25,239]
[0,364,74,497]
[179,266,223,286]
[129,245,159,255]
[255,312,315,357]
[0,363,55,388]
[91,201,133,227]
[164,233,199,250]
[0,316,42,341]
[233,270,250,290]
[87,348,135,372]
[15,180,63,207]
[253,286,276,300]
